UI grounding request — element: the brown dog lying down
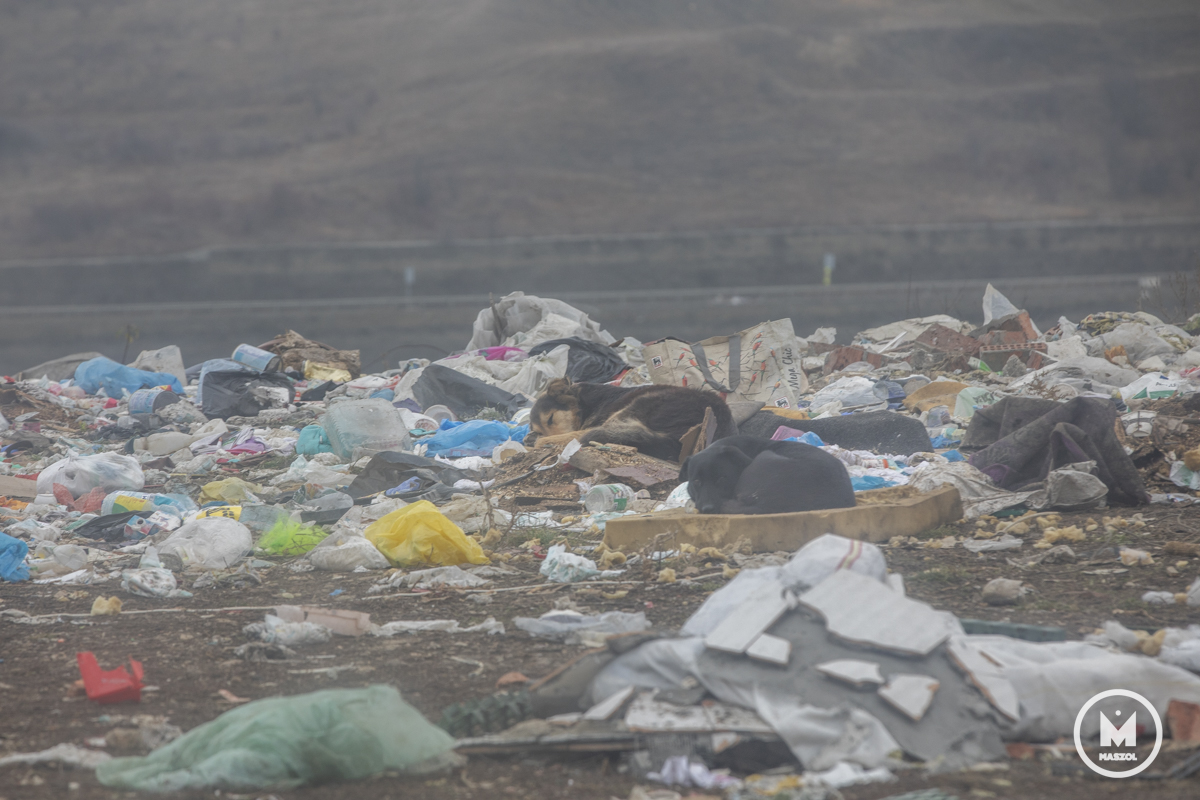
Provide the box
[525,378,736,462]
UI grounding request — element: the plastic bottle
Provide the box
[131,431,197,456]
[321,398,412,460]
[583,484,637,513]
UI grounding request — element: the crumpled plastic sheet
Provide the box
[0,743,112,770]
[373,617,505,636]
[513,609,649,643]
[648,755,741,790]
[243,614,333,646]
[95,685,454,791]
[539,543,625,583]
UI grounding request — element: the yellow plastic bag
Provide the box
[365,500,489,567]
[200,478,263,504]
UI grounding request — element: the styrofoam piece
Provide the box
[704,579,790,654]
[816,659,885,687]
[799,570,953,656]
[273,605,371,636]
[945,638,1020,721]
[879,674,939,721]
[583,685,635,721]
[746,633,791,666]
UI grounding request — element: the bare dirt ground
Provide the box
[2,500,1199,800]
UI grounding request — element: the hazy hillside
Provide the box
[1,0,1197,258]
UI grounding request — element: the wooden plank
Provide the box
[799,570,954,656]
[677,423,703,462]
[703,579,790,655]
[0,475,38,500]
[602,463,679,488]
[602,485,962,553]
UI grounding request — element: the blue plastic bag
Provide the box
[782,430,826,448]
[75,357,183,398]
[296,425,333,456]
[850,475,900,492]
[0,532,30,582]
[421,420,527,457]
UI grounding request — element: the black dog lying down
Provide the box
[680,435,856,515]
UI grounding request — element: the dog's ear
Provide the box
[678,455,692,482]
[543,377,574,398]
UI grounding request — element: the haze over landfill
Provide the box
[5,2,1200,800]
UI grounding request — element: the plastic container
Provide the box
[422,404,456,423]
[1121,410,1157,438]
[322,399,411,460]
[128,388,181,416]
[231,344,282,373]
[583,484,637,513]
[131,431,197,456]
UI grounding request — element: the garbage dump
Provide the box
[5,287,1200,797]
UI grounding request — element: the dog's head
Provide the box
[524,378,582,445]
[679,442,753,514]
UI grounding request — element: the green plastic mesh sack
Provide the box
[96,685,454,791]
[256,518,328,556]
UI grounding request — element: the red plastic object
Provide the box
[76,652,143,704]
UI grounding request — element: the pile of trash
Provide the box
[453,534,1200,794]
[4,285,1200,793]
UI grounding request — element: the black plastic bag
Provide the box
[528,337,626,383]
[201,371,294,420]
[412,364,525,419]
[346,451,475,503]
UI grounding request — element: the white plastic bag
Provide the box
[779,534,888,592]
[1119,373,1180,403]
[466,292,614,350]
[1093,323,1179,364]
[981,283,1021,326]
[308,534,390,571]
[810,377,883,410]
[269,454,352,489]
[37,453,144,498]
[157,518,252,570]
